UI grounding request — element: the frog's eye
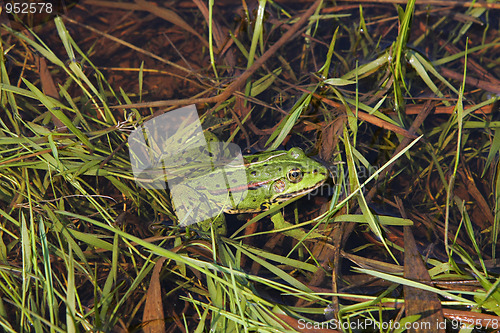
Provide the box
[287,168,303,183]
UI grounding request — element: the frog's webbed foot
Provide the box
[270,211,326,241]
[189,214,228,237]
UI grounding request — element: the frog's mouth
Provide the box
[272,178,327,203]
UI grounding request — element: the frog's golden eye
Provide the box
[287,168,303,183]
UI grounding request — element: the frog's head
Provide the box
[268,147,329,204]
[231,147,329,213]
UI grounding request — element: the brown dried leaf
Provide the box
[143,257,167,333]
[135,0,208,48]
[404,226,445,333]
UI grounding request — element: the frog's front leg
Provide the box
[270,211,324,240]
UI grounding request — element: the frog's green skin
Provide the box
[188,147,329,236]
[229,148,328,212]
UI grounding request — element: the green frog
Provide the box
[129,108,328,239]
[169,143,329,238]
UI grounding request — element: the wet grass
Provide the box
[0,0,499,331]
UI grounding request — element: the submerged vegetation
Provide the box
[0,0,499,331]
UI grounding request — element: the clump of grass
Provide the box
[0,0,499,331]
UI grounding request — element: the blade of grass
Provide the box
[65,243,76,333]
[40,217,57,330]
[22,79,94,149]
[208,0,218,79]
[392,0,415,110]
[407,51,451,106]
[266,90,315,149]
[354,268,475,305]
[343,126,398,263]
[444,40,467,257]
